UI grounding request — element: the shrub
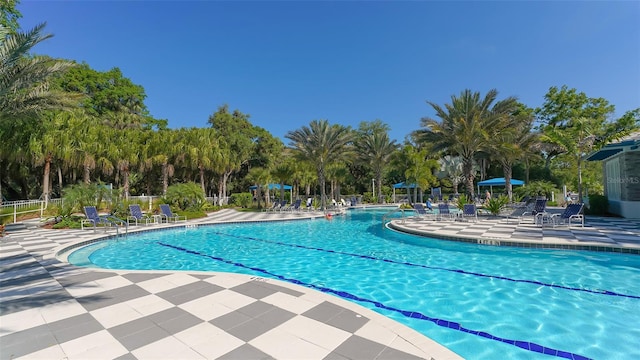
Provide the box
[485,195,509,216]
[515,181,558,200]
[587,194,608,215]
[164,182,206,211]
[454,194,471,210]
[230,193,253,208]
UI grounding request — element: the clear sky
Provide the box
[19,1,640,143]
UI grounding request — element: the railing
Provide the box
[0,199,55,224]
[382,207,406,225]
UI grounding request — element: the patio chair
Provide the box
[263,202,279,212]
[412,203,431,220]
[82,206,127,231]
[436,203,455,221]
[159,204,187,222]
[520,199,547,224]
[127,204,154,226]
[460,204,478,222]
[284,199,302,212]
[276,200,288,212]
[549,203,585,228]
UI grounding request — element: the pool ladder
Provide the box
[382,207,406,226]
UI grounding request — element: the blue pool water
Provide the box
[68,209,640,359]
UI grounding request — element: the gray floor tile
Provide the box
[0,288,74,315]
[230,281,280,299]
[156,281,224,305]
[49,314,105,343]
[257,281,304,297]
[377,346,427,360]
[0,324,57,360]
[222,318,274,342]
[108,317,171,351]
[211,310,253,331]
[148,307,204,333]
[330,335,387,359]
[217,343,275,360]
[113,352,137,360]
[236,301,279,317]
[121,272,169,283]
[57,271,118,287]
[78,284,150,311]
[303,301,369,333]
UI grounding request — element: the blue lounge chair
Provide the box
[437,203,455,221]
[412,203,431,219]
[461,204,478,222]
[550,203,585,228]
[159,204,187,222]
[286,199,302,212]
[276,200,288,212]
[128,204,154,226]
[82,206,127,231]
[520,199,546,224]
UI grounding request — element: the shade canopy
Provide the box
[477,177,524,186]
[249,183,292,190]
[393,182,418,189]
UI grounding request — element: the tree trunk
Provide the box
[463,157,475,197]
[57,166,63,196]
[123,168,130,200]
[83,164,91,184]
[42,154,52,203]
[318,167,326,210]
[199,165,206,194]
[502,161,513,201]
[162,162,169,195]
[577,155,583,201]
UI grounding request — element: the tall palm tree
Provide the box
[414,89,518,197]
[356,130,397,203]
[489,109,538,201]
[0,23,72,122]
[286,120,352,210]
[271,162,292,203]
[247,167,271,209]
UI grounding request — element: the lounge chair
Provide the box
[460,204,478,222]
[276,200,288,212]
[549,203,585,228]
[128,204,154,226]
[159,204,187,222]
[263,202,279,212]
[412,203,431,219]
[284,199,302,212]
[82,206,127,231]
[436,203,455,221]
[520,199,547,224]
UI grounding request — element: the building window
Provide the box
[606,157,621,200]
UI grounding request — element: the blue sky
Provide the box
[20,1,640,142]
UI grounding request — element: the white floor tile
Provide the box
[276,316,350,350]
[251,328,331,359]
[61,330,128,359]
[132,335,205,359]
[178,293,235,321]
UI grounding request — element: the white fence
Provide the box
[0,199,63,224]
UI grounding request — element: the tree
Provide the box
[0,23,73,123]
[489,104,539,201]
[246,167,271,209]
[355,121,398,203]
[286,120,352,210]
[415,89,518,197]
[438,155,465,195]
[537,86,639,199]
[1,0,22,33]
[403,145,438,203]
[208,105,258,205]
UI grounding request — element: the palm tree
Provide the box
[247,167,271,209]
[0,23,73,122]
[286,120,352,210]
[356,129,397,203]
[438,155,465,195]
[404,146,438,203]
[490,113,539,201]
[414,89,518,198]
[271,162,292,203]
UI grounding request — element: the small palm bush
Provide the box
[485,195,509,216]
[230,193,253,208]
[455,194,471,210]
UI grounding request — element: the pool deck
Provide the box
[1,209,462,360]
[387,207,640,253]
[2,207,639,360]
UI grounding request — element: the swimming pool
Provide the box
[68,209,640,359]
